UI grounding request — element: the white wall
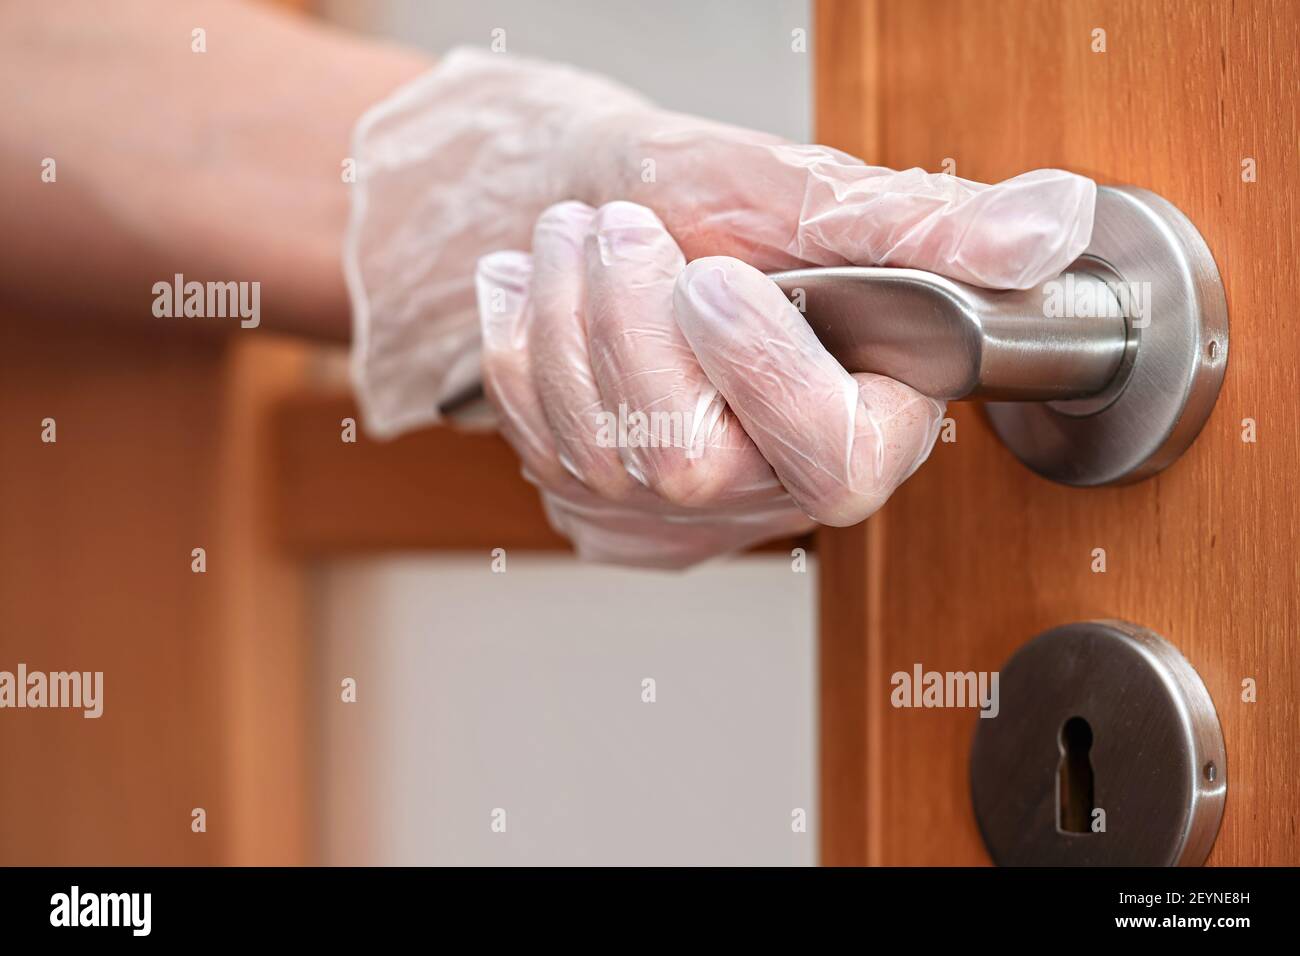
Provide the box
[321,0,811,141]
[315,0,816,866]
[319,556,816,865]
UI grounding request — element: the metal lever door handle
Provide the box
[766,266,1128,403]
[771,185,1228,487]
[444,186,1226,487]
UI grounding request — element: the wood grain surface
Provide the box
[816,0,1298,866]
[0,321,312,864]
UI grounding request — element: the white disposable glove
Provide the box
[345,47,653,438]
[346,48,1096,568]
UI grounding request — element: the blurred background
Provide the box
[0,0,817,866]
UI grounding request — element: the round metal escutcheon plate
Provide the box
[986,186,1229,486]
[970,620,1226,866]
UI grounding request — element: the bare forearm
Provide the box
[0,0,430,340]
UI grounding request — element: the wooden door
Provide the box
[817,0,1299,866]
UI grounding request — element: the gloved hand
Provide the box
[346,47,654,438]
[346,47,1095,568]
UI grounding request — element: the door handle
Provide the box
[447,185,1226,487]
[772,185,1227,486]
[766,266,1128,403]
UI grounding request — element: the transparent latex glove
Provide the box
[346,47,1094,439]
[348,47,1094,566]
[477,175,1093,568]
[345,47,653,438]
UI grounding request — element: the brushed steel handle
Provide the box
[445,266,1130,411]
[771,186,1227,487]
[446,186,1226,487]
[767,266,1129,402]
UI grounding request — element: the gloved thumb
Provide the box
[589,113,1095,290]
[684,147,1096,289]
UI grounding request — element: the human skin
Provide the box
[0,0,431,341]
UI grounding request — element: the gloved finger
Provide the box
[687,155,1093,289]
[776,163,1096,290]
[582,201,782,508]
[474,250,572,490]
[589,114,1093,289]
[527,200,638,500]
[673,256,946,527]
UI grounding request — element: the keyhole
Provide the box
[1057,716,1095,834]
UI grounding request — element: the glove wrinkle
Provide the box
[351,51,1095,566]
